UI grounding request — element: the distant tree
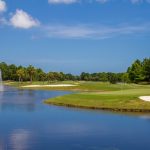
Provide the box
[91,73,100,81]
[17,66,28,81]
[142,58,150,82]
[122,73,130,83]
[39,72,47,84]
[99,72,108,82]
[65,73,76,81]
[47,72,55,83]
[8,64,18,81]
[16,68,25,83]
[80,72,91,81]
[34,68,44,81]
[75,75,81,81]
[52,72,64,81]
[0,58,149,84]
[59,72,65,81]
[27,65,35,83]
[108,73,118,84]
[116,73,124,83]
[127,59,144,83]
[0,62,9,80]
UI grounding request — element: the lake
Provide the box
[0,86,150,150]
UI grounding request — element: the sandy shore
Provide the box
[22,84,77,88]
[139,96,150,102]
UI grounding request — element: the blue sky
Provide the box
[0,0,150,74]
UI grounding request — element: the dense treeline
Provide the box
[0,58,149,84]
[127,58,150,83]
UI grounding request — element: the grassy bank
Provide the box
[45,88,150,112]
[42,82,150,112]
[5,81,150,112]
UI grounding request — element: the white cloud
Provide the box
[10,9,40,29]
[96,0,109,3]
[48,0,109,4]
[48,0,150,4]
[44,24,95,38]
[40,23,150,39]
[0,0,6,13]
[48,0,78,4]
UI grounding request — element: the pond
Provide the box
[0,86,150,150]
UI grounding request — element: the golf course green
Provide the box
[6,81,150,112]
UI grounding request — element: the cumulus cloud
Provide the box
[48,0,78,4]
[0,0,6,13]
[10,9,40,29]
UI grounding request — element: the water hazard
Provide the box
[0,86,150,150]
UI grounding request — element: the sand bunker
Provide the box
[139,96,150,102]
[22,84,77,88]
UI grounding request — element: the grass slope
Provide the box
[43,82,150,112]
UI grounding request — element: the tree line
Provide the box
[0,58,149,84]
[127,58,150,83]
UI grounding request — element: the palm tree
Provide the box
[27,65,35,84]
[16,68,25,83]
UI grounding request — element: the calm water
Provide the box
[0,86,150,150]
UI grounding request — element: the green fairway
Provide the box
[5,81,150,91]
[43,82,150,112]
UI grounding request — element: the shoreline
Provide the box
[45,101,150,113]
[4,81,150,113]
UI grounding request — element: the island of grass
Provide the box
[7,81,150,112]
[42,82,149,112]
[45,88,150,112]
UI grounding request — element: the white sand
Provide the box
[22,84,77,88]
[139,96,150,102]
